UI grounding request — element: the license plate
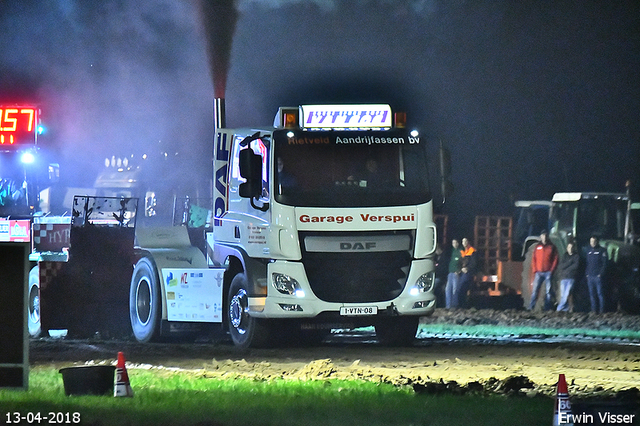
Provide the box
[340,306,377,316]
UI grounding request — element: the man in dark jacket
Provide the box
[445,239,463,308]
[457,237,477,308]
[585,236,607,313]
[556,241,580,312]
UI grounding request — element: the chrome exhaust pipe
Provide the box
[214,98,226,131]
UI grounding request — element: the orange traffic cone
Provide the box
[114,352,133,397]
[553,374,572,425]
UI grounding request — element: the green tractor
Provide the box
[522,190,640,313]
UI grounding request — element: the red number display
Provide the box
[0,106,38,146]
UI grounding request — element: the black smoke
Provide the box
[198,0,238,99]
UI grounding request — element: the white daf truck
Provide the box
[126,101,438,348]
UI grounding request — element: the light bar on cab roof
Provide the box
[300,104,393,129]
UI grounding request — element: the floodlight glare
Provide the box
[21,151,35,164]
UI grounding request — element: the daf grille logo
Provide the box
[340,242,376,250]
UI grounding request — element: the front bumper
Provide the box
[248,259,436,320]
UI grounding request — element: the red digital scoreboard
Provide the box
[0,106,38,147]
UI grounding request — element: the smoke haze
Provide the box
[1,0,638,234]
[0,1,213,197]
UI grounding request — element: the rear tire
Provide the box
[375,316,419,346]
[228,273,270,350]
[130,257,162,343]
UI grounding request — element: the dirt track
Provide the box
[30,309,640,401]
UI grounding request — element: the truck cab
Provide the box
[124,103,437,348]
[207,103,437,348]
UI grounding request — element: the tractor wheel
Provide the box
[520,244,535,310]
[616,271,640,315]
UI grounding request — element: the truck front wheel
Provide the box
[130,257,161,343]
[228,273,270,349]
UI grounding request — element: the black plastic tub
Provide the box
[59,365,115,396]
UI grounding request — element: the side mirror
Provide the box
[238,148,263,199]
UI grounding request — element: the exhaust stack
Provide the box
[214,98,226,132]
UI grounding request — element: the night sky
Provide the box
[1,0,638,237]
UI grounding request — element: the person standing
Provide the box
[556,241,580,312]
[457,237,477,308]
[528,231,559,311]
[445,239,463,308]
[432,243,447,308]
[585,236,607,313]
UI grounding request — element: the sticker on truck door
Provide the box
[162,268,224,323]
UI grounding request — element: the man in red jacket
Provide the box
[528,230,558,311]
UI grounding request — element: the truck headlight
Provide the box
[410,272,435,296]
[272,273,305,297]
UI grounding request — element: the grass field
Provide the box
[6,321,633,426]
[1,367,554,426]
[417,323,640,341]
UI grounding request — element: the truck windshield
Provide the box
[553,196,628,243]
[272,129,430,207]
